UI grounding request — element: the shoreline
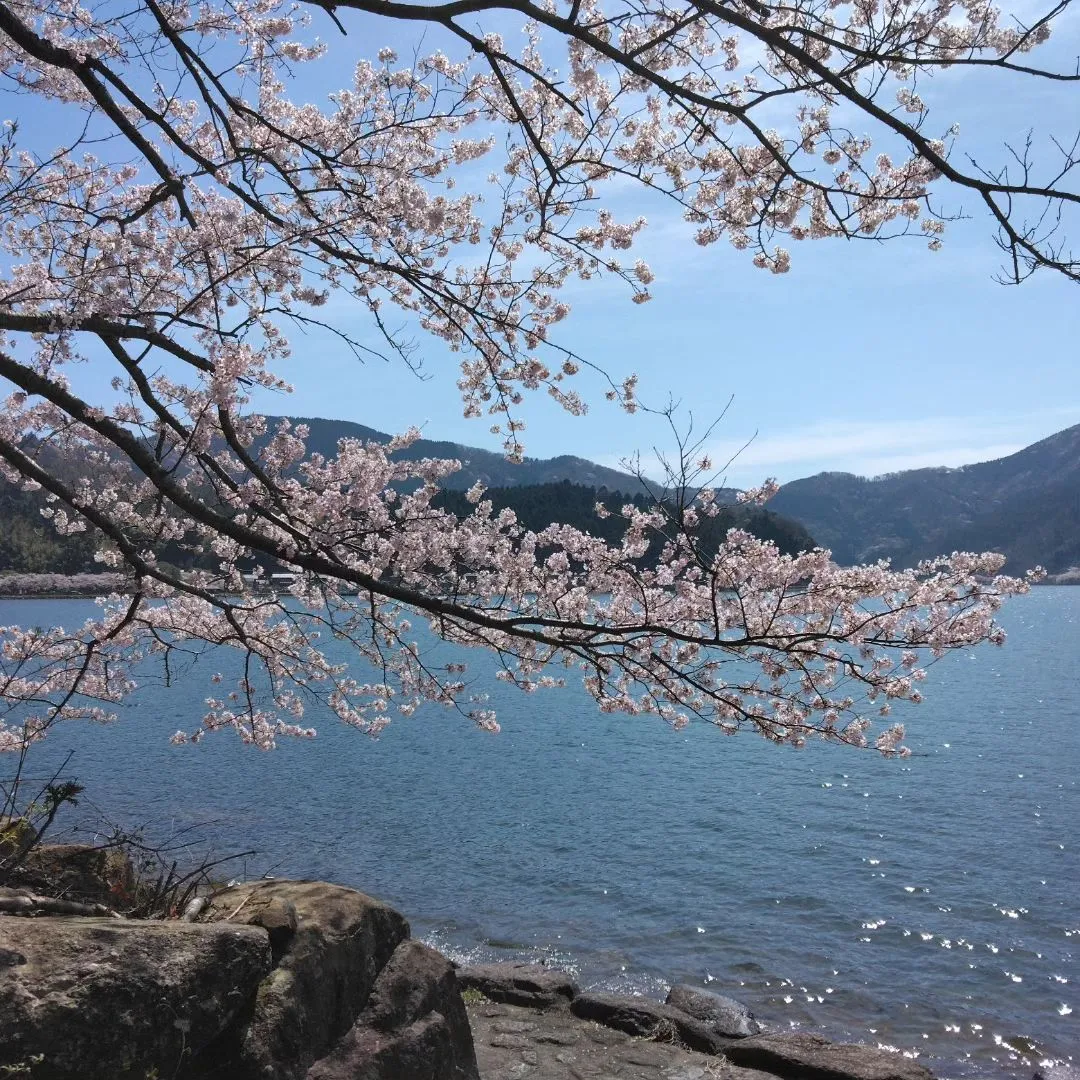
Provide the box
[1,587,1075,1077]
[2,860,1065,1080]
[420,931,1067,1080]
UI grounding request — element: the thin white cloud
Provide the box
[601,408,1079,487]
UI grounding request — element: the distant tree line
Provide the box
[434,479,815,564]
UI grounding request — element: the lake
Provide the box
[1,588,1076,1078]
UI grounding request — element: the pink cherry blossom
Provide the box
[0,0,1069,756]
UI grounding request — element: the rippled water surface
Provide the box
[2,588,1077,1078]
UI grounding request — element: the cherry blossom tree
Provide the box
[0,0,1068,757]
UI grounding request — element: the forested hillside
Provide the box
[435,480,815,559]
[0,483,98,574]
[770,423,1080,573]
[7,416,1077,579]
[0,435,812,575]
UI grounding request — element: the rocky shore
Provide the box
[459,964,934,1080]
[0,845,1069,1080]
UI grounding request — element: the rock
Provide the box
[722,1032,937,1080]
[492,1020,537,1035]
[2,879,478,1080]
[569,991,730,1055]
[1004,1035,1040,1055]
[456,962,577,1009]
[0,915,271,1080]
[217,892,298,962]
[469,998,776,1080]
[535,1031,579,1045]
[570,991,673,1037]
[489,1034,530,1049]
[305,1013,459,1080]
[0,944,27,968]
[665,984,761,1037]
[304,939,479,1080]
[360,938,475,1047]
[199,880,411,1079]
[11,844,135,908]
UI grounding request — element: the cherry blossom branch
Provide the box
[0,0,1055,755]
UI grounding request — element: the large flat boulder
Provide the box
[722,1032,936,1080]
[456,962,577,1009]
[570,990,731,1055]
[305,939,479,1080]
[0,915,271,1080]
[666,984,762,1037]
[198,880,411,1079]
[2,878,479,1080]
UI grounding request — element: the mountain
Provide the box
[769,423,1080,573]
[4,414,1077,577]
[273,415,657,494]
[0,417,811,574]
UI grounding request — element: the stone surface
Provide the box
[0,915,271,1080]
[304,939,479,1080]
[199,879,411,1080]
[457,962,578,1009]
[218,891,298,963]
[10,844,135,907]
[666,985,762,1038]
[570,991,731,1055]
[306,1013,460,1080]
[723,1033,937,1080]
[2,879,480,1080]
[468,998,777,1080]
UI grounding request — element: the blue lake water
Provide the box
[1,588,1076,1078]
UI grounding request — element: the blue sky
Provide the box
[267,215,1080,487]
[243,5,1080,487]
[7,4,1080,488]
